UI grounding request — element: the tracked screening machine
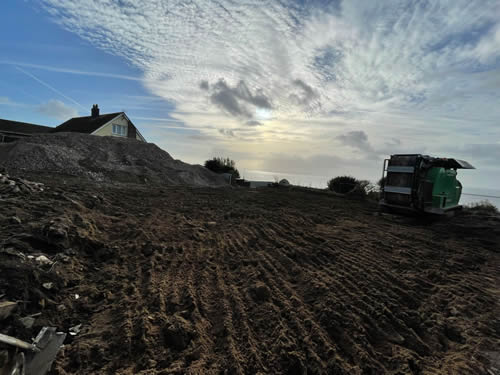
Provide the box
[380,154,475,214]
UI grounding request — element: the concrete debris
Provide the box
[0,172,45,196]
[25,327,67,375]
[0,133,226,186]
[0,301,17,320]
[69,324,82,336]
[35,256,52,266]
[20,316,36,329]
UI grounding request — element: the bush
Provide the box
[327,176,359,194]
[464,200,499,215]
[377,176,386,190]
[204,157,240,179]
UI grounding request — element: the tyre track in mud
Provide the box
[2,184,497,374]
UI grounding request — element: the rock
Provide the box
[44,222,68,240]
[64,248,77,256]
[9,216,21,224]
[0,301,17,320]
[163,316,195,351]
[250,282,271,303]
[19,316,36,329]
[57,304,66,312]
[69,324,82,336]
[35,255,53,266]
[142,242,154,256]
[42,282,54,290]
[55,254,71,263]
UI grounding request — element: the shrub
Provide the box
[204,157,240,179]
[464,200,499,215]
[377,176,386,190]
[327,176,359,194]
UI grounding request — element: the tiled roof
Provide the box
[54,112,122,134]
[0,119,53,135]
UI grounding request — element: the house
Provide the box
[0,119,53,143]
[0,105,146,142]
[54,105,146,141]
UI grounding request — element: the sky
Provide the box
[1,0,499,188]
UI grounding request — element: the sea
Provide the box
[242,169,500,210]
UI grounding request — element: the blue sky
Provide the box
[1,0,499,188]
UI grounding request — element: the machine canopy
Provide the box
[426,157,475,169]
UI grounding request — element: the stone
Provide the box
[19,316,36,329]
[35,255,53,266]
[42,282,54,290]
[57,304,66,312]
[0,301,17,320]
[9,216,21,224]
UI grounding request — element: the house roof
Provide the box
[54,112,122,134]
[0,119,53,135]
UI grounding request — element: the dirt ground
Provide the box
[1,176,499,374]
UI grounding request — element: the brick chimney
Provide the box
[91,104,100,117]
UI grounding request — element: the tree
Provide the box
[327,176,358,194]
[204,157,240,179]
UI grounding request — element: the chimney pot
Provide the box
[91,104,100,117]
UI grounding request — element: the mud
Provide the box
[0,178,499,374]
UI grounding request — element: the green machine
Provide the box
[380,154,475,214]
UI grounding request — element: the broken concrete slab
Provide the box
[25,327,66,375]
[0,301,17,320]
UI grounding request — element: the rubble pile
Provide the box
[0,132,227,186]
[0,171,45,195]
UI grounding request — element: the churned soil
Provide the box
[0,177,499,374]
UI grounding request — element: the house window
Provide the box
[112,124,127,136]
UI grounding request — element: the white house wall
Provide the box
[92,114,128,137]
[91,113,145,141]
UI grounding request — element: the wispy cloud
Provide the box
[15,66,85,110]
[0,61,141,81]
[37,0,500,186]
[36,99,78,120]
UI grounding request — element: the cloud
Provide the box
[245,120,262,126]
[37,100,78,120]
[37,0,500,187]
[336,130,374,153]
[206,79,272,118]
[289,79,319,106]
[218,128,235,137]
[0,61,141,81]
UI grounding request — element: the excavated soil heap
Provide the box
[0,177,499,374]
[0,133,226,186]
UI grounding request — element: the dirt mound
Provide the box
[0,133,226,186]
[0,180,499,374]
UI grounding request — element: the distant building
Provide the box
[0,104,146,142]
[0,119,52,143]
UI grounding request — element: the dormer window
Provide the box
[112,124,126,136]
